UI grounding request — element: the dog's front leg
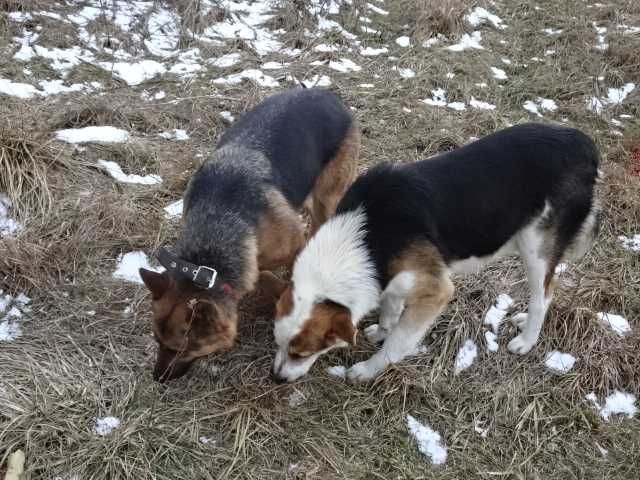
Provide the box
[347,273,454,382]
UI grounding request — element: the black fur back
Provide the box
[337,123,599,286]
[217,88,354,207]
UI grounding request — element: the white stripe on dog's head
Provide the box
[273,208,380,382]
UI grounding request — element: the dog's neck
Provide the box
[292,208,381,324]
[175,207,257,293]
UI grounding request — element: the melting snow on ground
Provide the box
[470,98,496,110]
[219,111,235,123]
[56,126,129,144]
[326,365,347,379]
[484,331,499,352]
[0,290,31,342]
[213,69,279,87]
[407,415,447,465]
[587,83,635,114]
[596,312,631,336]
[328,58,362,73]
[544,351,577,373]
[447,31,484,51]
[0,195,21,238]
[395,36,411,47]
[466,7,506,30]
[454,339,478,375]
[100,60,166,86]
[523,98,558,117]
[491,67,508,80]
[94,416,120,436]
[302,75,332,88]
[619,234,640,252]
[209,53,242,68]
[422,88,466,111]
[483,294,514,333]
[587,391,637,420]
[113,251,163,284]
[360,46,388,56]
[97,160,162,185]
[164,199,183,219]
[159,129,190,141]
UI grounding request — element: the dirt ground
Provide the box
[1,0,639,479]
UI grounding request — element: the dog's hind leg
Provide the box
[308,124,360,235]
[508,221,553,354]
[348,270,454,382]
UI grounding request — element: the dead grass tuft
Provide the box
[392,0,474,40]
[53,103,156,134]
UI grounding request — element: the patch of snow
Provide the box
[618,24,640,35]
[466,7,506,29]
[600,391,637,420]
[454,339,478,375]
[326,365,346,379]
[555,263,568,274]
[358,83,374,88]
[213,69,279,87]
[262,61,288,70]
[538,98,558,111]
[94,416,120,436]
[328,58,361,73]
[164,199,183,219]
[474,420,488,438]
[38,80,91,96]
[447,31,484,51]
[445,72,455,79]
[484,330,499,352]
[619,234,640,252]
[397,68,416,79]
[0,195,22,238]
[169,48,204,77]
[142,90,166,101]
[303,74,331,87]
[596,312,631,336]
[396,36,411,47]
[447,102,466,111]
[469,97,496,110]
[208,53,242,68]
[219,111,235,123]
[475,82,488,88]
[593,22,608,50]
[159,129,189,141]
[113,251,163,284]
[422,88,448,107]
[586,96,604,114]
[360,46,388,56]
[501,58,512,65]
[317,17,357,40]
[545,49,556,56]
[314,43,339,53]
[607,83,635,104]
[491,67,508,80]
[56,126,129,144]
[406,415,447,465]
[544,351,577,373]
[543,28,563,36]
[100,60,166,86]
[483,294,514,333]
[523,101,541,116]
[402,107,412,113]
[145,7,180,57]
[97,160,162,185]
[423,35,444,48]
[367,3,389,15]
[199,436,214,444]
[0,78,39,99]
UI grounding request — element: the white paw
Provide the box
[511,313,528,330]
[507,334,535,355]
[364,324,387,344]
[346,361,380,382]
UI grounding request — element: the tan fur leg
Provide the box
[256,188,306,272]
[348,242,454,382]
[308,124,360,235]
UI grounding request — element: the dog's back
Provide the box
[337,122,600,281]
[216,88,354,207]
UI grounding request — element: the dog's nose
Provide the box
[270,370,287,384]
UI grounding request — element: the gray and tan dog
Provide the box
[139,88,359,382]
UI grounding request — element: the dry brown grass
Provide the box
[1,0,640,479]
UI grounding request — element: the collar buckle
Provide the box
[193,265,217,289]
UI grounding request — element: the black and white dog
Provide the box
[272,123,600,382]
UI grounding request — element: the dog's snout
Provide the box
[271,369,287,384]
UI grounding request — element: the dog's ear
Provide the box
[326,305,355,345]
[139,269,169,300]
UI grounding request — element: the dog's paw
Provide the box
[364,324,387,344]
[511,313,528,330]
[346,361,379,383]
[507,334,535,355]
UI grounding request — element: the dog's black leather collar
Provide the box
[157,247,218,289]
